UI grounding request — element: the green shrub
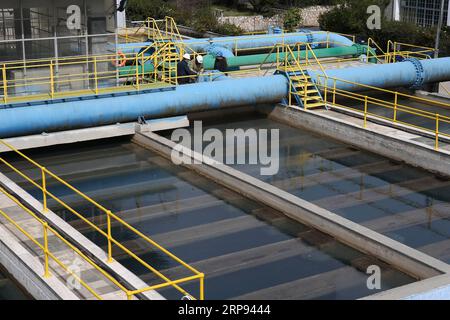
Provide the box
[283,8,303,32]
[214,23,244,36]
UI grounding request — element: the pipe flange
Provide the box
[205,43,234,58]
[298,29,317,48]
[353,43,364,56]
[405,57,425,89]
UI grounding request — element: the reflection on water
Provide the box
[199,114,450,264]
[0,267,30,300]
[0,135,416,300]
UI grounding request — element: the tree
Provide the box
[248,0,277,13]
[126,0,175,21]
[319,0,450,56]
[283,8,303,32]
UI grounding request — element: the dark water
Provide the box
[1,137,414,300]
[0,267,30,300]
[194,114,450,265]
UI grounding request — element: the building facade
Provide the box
[0,0,126,61]
[389,0,450,27]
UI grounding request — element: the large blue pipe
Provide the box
[308,57,450,91]
[0,76,288,138]
[1,57,450,138]
[118,31,354,55]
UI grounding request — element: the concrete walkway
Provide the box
[0,190,129,300]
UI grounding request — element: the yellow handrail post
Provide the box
[324,78,328,105]
[94,57,98,94]
[200,273,205,300]
[364,96,368,128]
[332,79,336,105]
[153,51,157,82]
[42,167,48,212]
[393,92,398,122]
[2,64,7,104]
[393,42,397,63]
[50,61,55,99]
[106,210,113,263]
[43,222,50,278]
[288,79,292,106]
[435,113,439,150]
[135,54,140,90]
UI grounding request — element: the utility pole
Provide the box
[434,0,445,58]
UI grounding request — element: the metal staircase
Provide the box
[277,44,326,110]
[287,68,324,109]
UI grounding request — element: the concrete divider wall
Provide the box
[0,224,79,300]
[132,130,450,281]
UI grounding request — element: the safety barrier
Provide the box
[314,75,450,150]
[0,186,131,300]
[0,41,182,104]
[0,139,205,300]
[273,42,327,109]
[118,17,184,44]
[387,41,436,63]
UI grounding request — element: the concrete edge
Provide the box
[0,123,136,153]
[328,104,450,149]
[0,172,165,300]
[0,224,79,300]
[262,105,450,177]
[132,130,450,281]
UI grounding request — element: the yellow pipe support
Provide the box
[41,167,47,212]
[50,61,54,99]
[435,113,440,150]
[94,57,98,95]
[43,222,50,278]
[106,210,113,263]
[364,96,368,128]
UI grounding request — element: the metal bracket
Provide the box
[137,116,147,125]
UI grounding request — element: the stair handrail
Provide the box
[305,43,327,78]
[367,38,387,63]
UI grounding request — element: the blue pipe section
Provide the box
[205,44,234,58]
[118,31,354,55]
[308,57,450,91]
[2,57,450,138]
[0,75,288,138]
[197,70,229,82]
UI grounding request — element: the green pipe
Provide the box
[119,44,371,77]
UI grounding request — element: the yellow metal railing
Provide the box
[118,16,184,44]
[0,139,205,300]
[274,43,327,109]
[367,38,388,63]
[315,75,450,150]
[0,186,132,300]
[0,41,183,104]
[387,41,436,63]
